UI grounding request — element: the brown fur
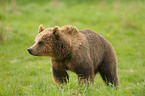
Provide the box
[28,25,119,87]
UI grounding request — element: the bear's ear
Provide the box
[38,24,46,33]
[63,26,78,35]
[52,26,60,36]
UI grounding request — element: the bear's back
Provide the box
[79,29,114,69]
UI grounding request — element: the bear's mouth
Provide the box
[31,53,38,56]
[30,52,39,56]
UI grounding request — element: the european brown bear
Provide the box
[27,25,119,87]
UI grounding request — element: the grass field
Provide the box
[0,0,145,95]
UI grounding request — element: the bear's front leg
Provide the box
[52,68,69,84]
[75,66,94,85]
[51,58,69,84]
[77,72,94,85]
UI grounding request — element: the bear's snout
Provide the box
[27,48,32,55]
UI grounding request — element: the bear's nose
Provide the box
[27,48,32,54]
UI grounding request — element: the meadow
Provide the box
[0,0,145,95]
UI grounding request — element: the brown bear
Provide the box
[27,25,119,87]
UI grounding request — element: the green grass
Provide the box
[0,0,145,95]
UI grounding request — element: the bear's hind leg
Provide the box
[99,61,119,87]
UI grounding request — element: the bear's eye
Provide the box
[38,41,43,45]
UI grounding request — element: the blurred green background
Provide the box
[0,0,145,96]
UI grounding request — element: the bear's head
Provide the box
[27,25,78,59]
